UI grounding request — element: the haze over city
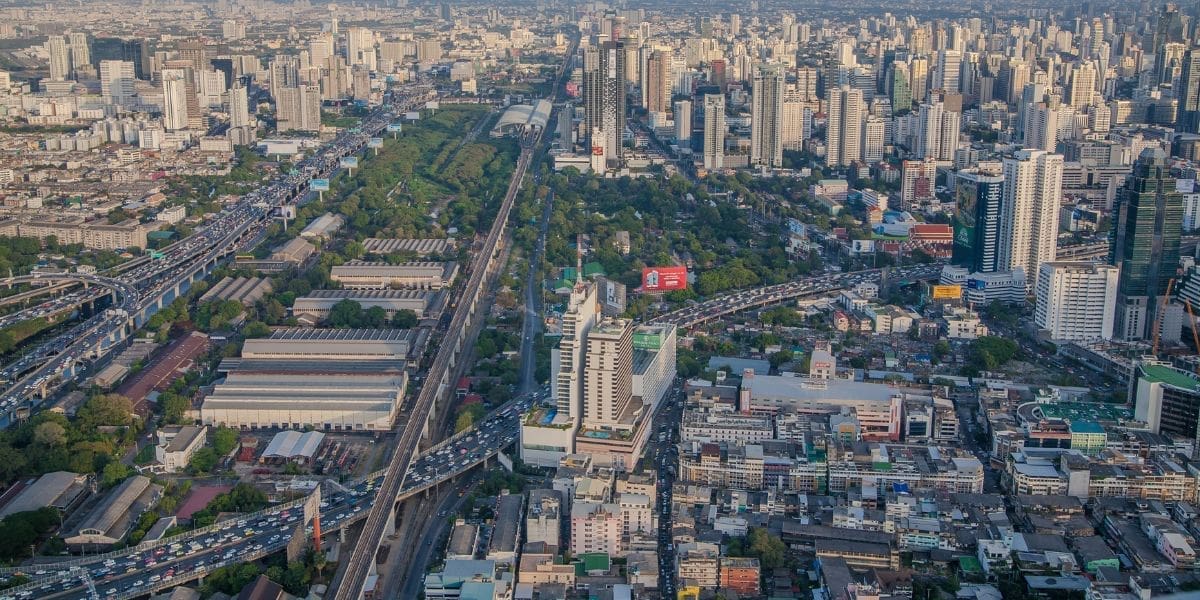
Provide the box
[0,0,1197,599]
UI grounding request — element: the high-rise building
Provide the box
[795,66,819,102]
[1152,3,1187,83]
[888,61,912,113]
[99,60,135,106]
[1111,148,1184,341]
[999,149,1063,290]
[900,158,937,211]
[825,85,864,167]
[582,319,634,429]
[862,116,885,163]
[67,32,90,77]
[346,27,376,70]
[952,171,1004,273]
[47,35,71,82]
[222,20,246,41]
[781,85,811,151]
[1066,62,1096,110]
[674,99,692,142]
[584,41,627,168]
[644,50,672,114]
[702,93,725,170]
[915,100,961,162]
[1178,48,1200,134]
[276,85,322,132]
[1023,102,1060,153]
[933,49,961,93]
[228,85,251,129]
[750,64,785,169]
[1035,262,1119,342]
[161,68,191,131]
[554,280,599,424]
[269,55,300,101]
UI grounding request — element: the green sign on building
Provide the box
[632,331,661,350]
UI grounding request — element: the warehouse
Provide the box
[330,261,459,290]
[202,329,411,431]
[362,238,456,257]
[64,475,162,549]
[0,471,89,519]
[199,276,274,307]
[292,289,440,319]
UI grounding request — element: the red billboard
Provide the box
[641,266,688,292]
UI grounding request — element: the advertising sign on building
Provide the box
[641,266,688,292]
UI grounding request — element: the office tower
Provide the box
[346,27,376,70]
[177,41,207,73]
[47,35,71,81]
[1023,103,1060,152]
[908,57,929,103]
[99,60,135,106]
[1153,3,1186,82]
[1066,62,1096,109]
[1178,49,1200,134]
[269,55,300,101]
[999,149,1063,289]
[863,116,885,163]
[710,59,727,92]
[1111,148,1184,341]
[554,280,599,424]
[900,159,937,211]
[228,85,251,129]
[933,49,961,93]
[161,68,190,131]
[915,101,961,162]
[582,319,633,429]
[223,20,246,41]
[1016,81,1046,140]
[750,65,785,169]
[584,41,626,168]
[198,70,226,108]
[645,50,671,114]
[953,171,1004,273]
[703,94,725,170]
[674,99,692,142]
[67,33,89,76]
[825,85,864,167]
[888,61,912,113]
[1035,262,1119,342]
[276,85,322,132]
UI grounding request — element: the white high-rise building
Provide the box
[1067,62,1097,109]
[782,85,812,150]
[99,60,135,106]
[1035,262,1119,341]
[346,27,376,70]
[1000,149,1063,289]
[826,84,864,167]
[582,319,633,429]
[933,49,961,92]
[161,68,191,131]
[198,70,227,109]
[276,85,322,132]
[309,35,334,67]
[703,93,725,171]
[222,20,246,41]
[915,101,961,162]
[863,116,886,163]
[47,35,71,82]
[228,85,252,129]
[553,280,599,424]
[1023,102,1060,152]
[67,32,89,76]
[750,64,785,169]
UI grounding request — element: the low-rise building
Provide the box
[153,425,207,473]
[330,261,458,290]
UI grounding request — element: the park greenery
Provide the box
[188,483,269,528]
[0,507,63,563]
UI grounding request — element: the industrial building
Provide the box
[362,238,456,257]
[201,329,411,431]
[64,476,162,549]
[0,471,89,519]
[199,276,274,307]
[299,212,344,239]
[292,289,440,320]
[330,261,458,289]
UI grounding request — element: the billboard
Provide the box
[641,266,687,292]
[310,178,330,192]
[425,101,440,110]
[387,123,403,133]
[633,331,662,350]
[597,277,626,316]
[368,137,384,148]
[405,111,421,120]
[340,156,359,169]
[930,285,962,300]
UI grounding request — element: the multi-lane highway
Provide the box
[650,263,946,329]
[0,394,532,600]
[0,86,437,421]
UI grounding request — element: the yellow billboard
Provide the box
[930,285,962,300]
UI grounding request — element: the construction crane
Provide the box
[1186,300,1200,370]
[1151,278,1176,355]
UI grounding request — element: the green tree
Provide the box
[100,461,132,487]
[212,427,238,455]
[242,321,272,338]
[33,422,67,447]
[391,309,418,328]
[159,392,190,424]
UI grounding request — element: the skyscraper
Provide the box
[953,171,1004,273]
[644,50,672,114]
[915,100,961,162]
[67,33,90,77]
[100,60,135,106]
[1111,148,1184,341]
[1035,262,1119,342]
[554,281,599,424]
[1177,48,1200,134]
[346,27,376,70]
[584,41,626,168]
[276,85,322,132]
[863,116,885,163]
[228,85,252,129]
[750,64,784,169]
[161,68,190,131]
[825,85,864,167]
[582,319,633,429]
[674,99,692,142]
[1066,62,1096,110]
[1023,102,1060,153]
[887,60,912,113]
[703,93,725,170]
[47,35,71,82]
[933,49,961,93]
[1000,149,1063,289]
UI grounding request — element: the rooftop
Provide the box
[1140,364,1200,392]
